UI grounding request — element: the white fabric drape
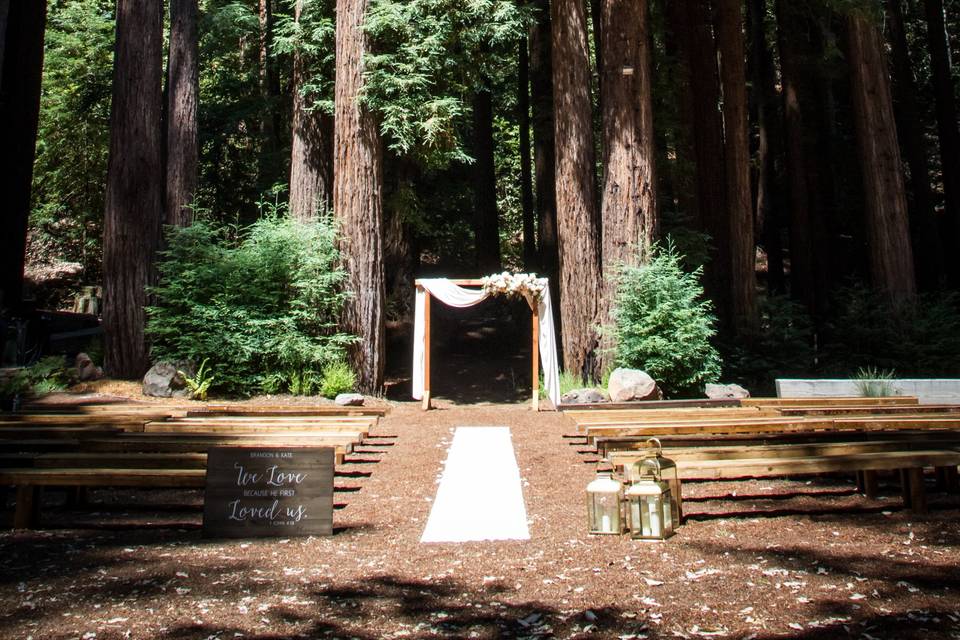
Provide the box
[412,278,561,408]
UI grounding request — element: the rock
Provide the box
[704,382,750,399]
[608,368,662,402]
[334,393,364,406]
[561,388,609,404]
[143,360,195,398]
[74,353,103,382]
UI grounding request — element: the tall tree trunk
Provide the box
[887,0,943,289]
[0,0,10,89]
[530,0,559,314]
[846,11,916,304]
[0,0,45,313]
[334,0,385,393]
[923,0,960,284]
[166,0,199,227]
[599,0,658,350]
[552,0,602,381]
[103,0,165,378]
[473,87,502,273]
[775,0,816,312]
[676,0,727,317]
[715,0,757,333]
[258,0,280,152]
[518,37,537,270]
[289,0,333,221]
[749,0,784,295]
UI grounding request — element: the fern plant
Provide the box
[179,358,215,401]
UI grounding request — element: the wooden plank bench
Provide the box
[740,396,919,407]
[0,426,123,439]
[188,405,387,417]
[0,467,207,528]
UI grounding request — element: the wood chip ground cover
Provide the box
[1,401,959,639]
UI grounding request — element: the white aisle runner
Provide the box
[420,427,531,543]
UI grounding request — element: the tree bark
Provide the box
[887,0,943,290]
[922,0,960,285]
[473,87,502,273]
[676,0,727,316]
[166,0,199,227]
[530,0,559,310]
[775,0,816,312]
[846,11,916,304]
[749,0,784,295]
[0,0,10,89]
[599,0,658,340]
[103,0,165,378]
[0,0,45,313]
[552,0,602,381]
[334,0,386,393]
[258,0,280,152]
[518,37,537,271]
[289,0,333,221]
[715,0,757,333]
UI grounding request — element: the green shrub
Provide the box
[320,361,355,398]
[1,356,72,402]
[719,295,816,395]
[854,366,897,397]
[818,285,960,377]
[147,213,356,396]
[610,242,721,398]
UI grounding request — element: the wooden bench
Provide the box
[188,405,387,417]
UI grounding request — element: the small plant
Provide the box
[610,241,721,398]
[179,359,215,401]
[320,361,355,398]
[854,366,897,398]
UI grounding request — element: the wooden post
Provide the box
[532,302,540,411]
[14,486,38,529]
[907,467,928,514]
[862,470,879,499]
[422,289,431,410]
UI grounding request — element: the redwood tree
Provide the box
[0,0,45,313]
[473,86,502,273]
[715,0,757,333]
[552,0,602,381]
[102,0,165,377]
[289,0,332,221]
[846,11,916,303]
[334,0,386,393]
[518,37,537,270]
[166,0,199,227]
[923,0,960,284]
[599,0,658,329]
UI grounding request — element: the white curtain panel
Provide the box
[411,278,561,407]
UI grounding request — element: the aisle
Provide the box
[420,426,530,542]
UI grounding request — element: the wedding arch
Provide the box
[412,274,561,410]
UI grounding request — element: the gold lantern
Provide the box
[627,438,681,525]
[625,477,675,540]
[586,470,623,534]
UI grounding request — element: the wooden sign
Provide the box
[203,446,334,538]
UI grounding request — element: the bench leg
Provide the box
[899,469,912,508]
[855,470,865,493]
[862,470,879,499]
[907,468,928,514]
[65,486,88,508]
[943,466,959,494]
[13,486,39,529]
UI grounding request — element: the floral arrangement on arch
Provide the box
[481,272,547,307]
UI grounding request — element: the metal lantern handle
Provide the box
[645,437,663,457]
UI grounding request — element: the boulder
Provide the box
[143,360,195,398]
[335,393,365,406]
[561,388,609,405]
[74,352,103,382]
[704,383,750,399]
[608,368,662,402]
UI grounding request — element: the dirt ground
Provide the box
[1,396,959,640]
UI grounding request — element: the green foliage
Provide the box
[611,243,722,398]
[320,361,356,398]
[1,357,72,400]
[179,358,216,401]
[854,366,897,398]
[363,0,529,166]
[720,296,816,395]
[818,285,960,377]
[147,211,356,396]
[30,0,115,282]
